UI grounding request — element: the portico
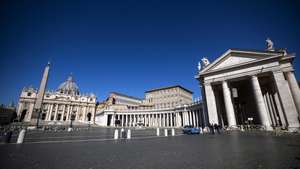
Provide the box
[196,47,300,132]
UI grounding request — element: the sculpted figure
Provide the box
[197,61,201,71]
[201,57,210,67]
[266,38,274,51]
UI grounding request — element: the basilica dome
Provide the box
[57,75,80,95]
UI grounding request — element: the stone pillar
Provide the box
[128,114,131,127]
[204,83,219,125]
[186,112,189,125]
[158,114,161,127]
[170,113,173,127]
[178,113,182,127]
[183,112,186,126]
[251,75,272,130]
[54,104,59,121]
[156,114,159,127]
[66,105,71,121]
[273,92,287,128]
[273,71,300,131]
[47,104,53,121]
[27,103,34,121]
[120,114,123,127]
[111,114,115,127]
[222,81,236,127]
[263,93,275,126]
[286,71,300,115]
[162,114,165,127]
[195,111,199,127]
[61,105,65,121]
[269,94,280,126]
[192,111,196,127]
[166,113,169,127]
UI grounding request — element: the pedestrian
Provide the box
[214,123,220,134]
[4,129,13,143]
[210,123,215,135]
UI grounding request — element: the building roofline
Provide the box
[145,85,193,94]
[110,92,142,101]
[230,48,286,54]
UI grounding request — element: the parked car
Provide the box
[182,125,200,134]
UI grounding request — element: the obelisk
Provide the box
[32,62,50,126]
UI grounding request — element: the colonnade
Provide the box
[204,71,300,131]
[26,103,95,123]
[108,109,202,128]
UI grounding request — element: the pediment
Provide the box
[200,49,280,74]
[211,55,260,70]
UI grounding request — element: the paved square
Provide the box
[1,129,300,169]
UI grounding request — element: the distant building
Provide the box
[95,86,203,128]
[17,75,97,125]
[145,85,193,109]
[0,104,17,125]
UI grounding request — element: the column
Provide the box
[251,75,272,130]
[158,114,161,127]
[156,114,159,127]
[182,112,186,126]
[121,114,124,127]
[188,111,192,125]
[286,71,300,114]
[170,113,173,127]
[66,105,72,121]
[192,111,196,127]
[264,93,275,126]
[273,71,299,131]
[54,104,59,121]
[47,104,53,121]
[195,111,199,127]
[166,113,169,127]
[269,94,280,125]
[129,114,132,127]
[112,114,115,127]
[204,83,219,125]
[222,81,236,127]
[162,114,165,127]
[266,93,277,126]
[61,104,66,121]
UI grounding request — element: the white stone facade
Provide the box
[17,76,96,124]
[196,47,300,132]
[95,101,203,128]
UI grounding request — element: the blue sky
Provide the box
[0,0,299,105]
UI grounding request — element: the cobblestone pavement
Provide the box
[0,128,300,169]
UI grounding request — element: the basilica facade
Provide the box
[17,76,97,125]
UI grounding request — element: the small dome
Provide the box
[57,75,80,95]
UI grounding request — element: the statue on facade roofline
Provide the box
[197,61,202,71]
[202,57,210,66]
[197,57,210,72]
[266,38,275,51]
